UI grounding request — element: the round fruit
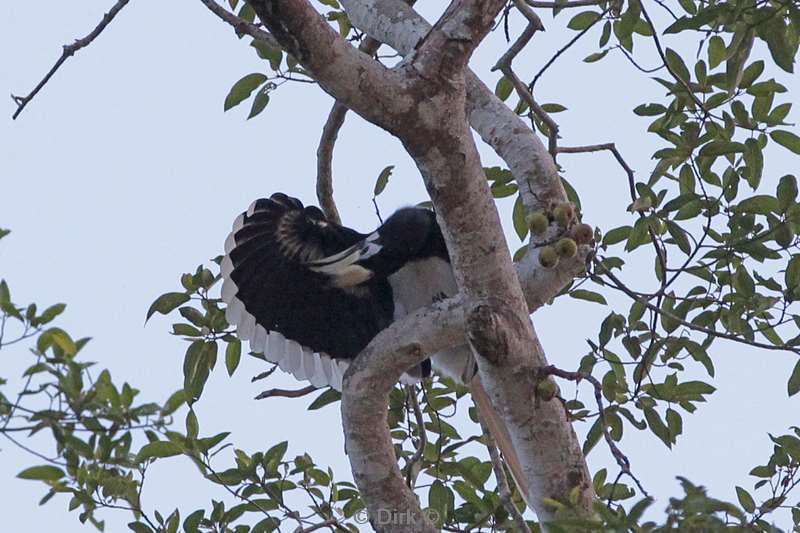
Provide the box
[536,379,558,401]
[526,211,549,236]
[553,203,575,227]
[555,238,578,258]
[538,246,559,268]
[571,223,594,245]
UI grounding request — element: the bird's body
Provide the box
[221,193,473,390]
[221,192,529,504]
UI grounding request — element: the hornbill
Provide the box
[221,192,527,500]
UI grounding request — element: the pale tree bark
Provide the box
[247,1,595,530]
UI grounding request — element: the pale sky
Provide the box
[2,1,799,531]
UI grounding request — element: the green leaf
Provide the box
[771,130,800,155]
[762,16,795,73]
[541,103,567,113]
[665,48,691,83]
[584,50,608,63]
[644,407,672,447]
[0,228,10,240]
[251,517,280,533]
[494,76,513,101]
[36,303,66,326]
[736,486,755,513]
[777,175,798,213]
[788,359,800,397]
[17,465,65,481]
[128,522,154,533]
[633,103,666,116]
[137,441,182,461]
[708,36,725,69]
[251,40,282,71]
[183,341,217,402]
[225,340,241,377]
[512,195,528,241]
[38,327,77,356]
[603,226,632,246]
[786,255,800,289]
[162,389,187,416]
[568,11,601,30]
[699,141,745,157]
[247,86,270,120]
[737,195,778,215]
[428,480,453,526]
[308,388,341,410]
[186,410,199,440]
[224,73,267,112]
[569,289,607,305]
[373,165,394,197]
[146,293,190,321]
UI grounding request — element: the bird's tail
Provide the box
[470,375,530,505]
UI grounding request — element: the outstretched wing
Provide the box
[221,193,395,390]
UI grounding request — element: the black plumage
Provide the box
[221,193,457,389]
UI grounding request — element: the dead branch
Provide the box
[11,0,132,120]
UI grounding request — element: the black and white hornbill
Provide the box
[221,193,527,500]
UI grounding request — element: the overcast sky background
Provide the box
[2,1,799,531]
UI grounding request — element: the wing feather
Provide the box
[222,194,395,391]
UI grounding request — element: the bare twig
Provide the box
[198,0,280,49]
[557,143,636,200]
[477,410,532,533]
[529,7,609,91]
[594,259,800,355]
[316,37,382,224]
[404,385,427,489]
[255,384,317,400]
[493,1,560,157]
[539,365,650,499]
[638,2,711,116]
[11,0,132,119]
[316,102,347,224]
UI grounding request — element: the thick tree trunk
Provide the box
[247,0,596,529]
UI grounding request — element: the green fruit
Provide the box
[526,212,549,236]
[555,238,578,258]
[536,379,558,401]
[571,223,594,245]
[553,202,575,227]
[538,246,559,268]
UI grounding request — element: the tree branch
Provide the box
[255,384,317,400]
[315,37,383,224]
[11,0,131,120]
[340,0,567,213]
[247,1,596,525]
[248,0,411,130]
[342,299,464,533]
[412,0,509,79]
[198,0,280,49]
